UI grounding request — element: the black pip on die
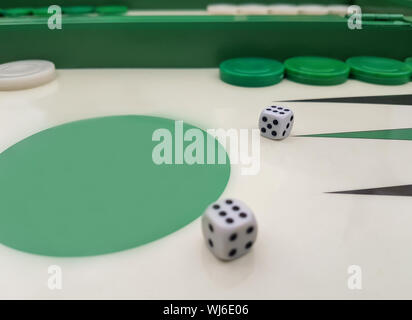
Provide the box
[259,105,294,140]
[202,198,257,261]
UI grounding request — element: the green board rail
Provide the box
[0,15,411,68]
[1,0,353,10]
[1,0,412,14]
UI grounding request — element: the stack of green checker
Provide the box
[405,57,412,77]
[220,56,412,87]
[32,7,50,16]
[1,5,128,17]
[63,6,95,15]
[33,6,97,16]
[284,56,349,86]
[3,7,32,17]
[219,57,284,87]
[96,5,128,15]
[346,56,411,85]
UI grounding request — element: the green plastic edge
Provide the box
[3,7,33,17]
[96,5,128,15]
[346,57,412,84]
[284,57,350,85]
[220,71,284,87]
[405,57,412,80]
[349,72,411,85]
[62,6,96,15]
[286,70,349,85]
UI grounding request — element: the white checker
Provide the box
[0,60,56,91]
[207,4,238,15]
[298,4,329,15]
[237,4,269,15]
[327,5,349,16]
[268,4,299,15]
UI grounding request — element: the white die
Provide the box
[259,105,294,140]
[202,198,257,261]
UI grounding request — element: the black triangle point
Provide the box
[329,185,412,197]
[281,94,412,106]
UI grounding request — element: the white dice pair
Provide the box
[202,198,257,261]
[259,105,294,140]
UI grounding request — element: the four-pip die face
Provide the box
[202,199,257,261]
[259,105,294,140]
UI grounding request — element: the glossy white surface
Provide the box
[0,69,412,299]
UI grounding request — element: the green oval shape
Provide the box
[346,56,412,85]
[0,116,230,257]
[3,7,33,17]
[284,56,349,86]
[32,7,50,16]
[62,6,95,15]
[406,57,412,70]
[96,5,128,15]
[220,57,284,87]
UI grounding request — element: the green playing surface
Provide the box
[0,115,230,257]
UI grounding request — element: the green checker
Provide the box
[219,57,284,87]
[63,6,95,15]
[0,115,230,257]
[96,5,128,15]
[346,56,411,85]
[406,57,412,76]
[3,7,33,17]
[32,7,50,16]
[284,56,349,86]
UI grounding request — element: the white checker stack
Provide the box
[207,4,238,15]
[297,4,330,15]
[268,4,299,15]
[327,5,349,16]
[237,4,269,15]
